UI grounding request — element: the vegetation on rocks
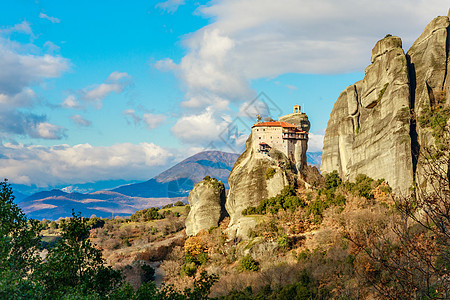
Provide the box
[265,167,276,180]
[242,185,304,215]
[418,96,449,150]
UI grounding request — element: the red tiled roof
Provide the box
[259,142,270,146]
[252,121,297,129]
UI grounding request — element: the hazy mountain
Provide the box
[113,151,239,197]
[18,151,239,220]
[11,179,139,199]
[307,151,322,168]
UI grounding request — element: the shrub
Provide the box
[141,264,155,283]
[174,200,184,206]
[130,207,163,222]
[307,189,347,223]
[181,262,197,277]
[265,167,276,180]
[197,252,209,265]
[162,203,173,209]
[49,221,58,229]
[325,170,342,192]
[351,174,375,199]
[277,234,292,250]
[87,217,105,229]
[242,185,304,215]
[238,254,260,272]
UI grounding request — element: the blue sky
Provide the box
[0,0,448,188]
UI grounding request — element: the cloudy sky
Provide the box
[1,0,448,189]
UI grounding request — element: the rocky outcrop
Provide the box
[185,177,227,236]
[321,14,450,194]
[407,16,450,190]
[321,35,414,194]
[279,112,311,171]
[225,134,292,239]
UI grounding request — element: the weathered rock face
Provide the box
[321,35,414,194]
[322,14,450,194]
[185,177,227,236]
[407,16,450,190]
[225,134,292,239]
[279,112,311,171]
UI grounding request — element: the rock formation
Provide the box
[185,177,227,236]
[225,134,293,239]
[321,14,450,194]
[185,107,309,239]
[406,15,450,190]
[279,108,311,171]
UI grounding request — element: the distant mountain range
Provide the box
[17,151,240,220]
[307,152,322,168]
[16,150,321,220]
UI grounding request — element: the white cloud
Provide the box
[154,58,177,71]
[84,83,123,101]
[143,113,167,129]
[0,21,33,35]
[123,109,141,125]
[155,0,185,13]
[161,0,448,143]
[82,72,131,108]
[0,88,36,108]
[70,114,92,127]
[308,133,324,152]
[0,21,68,141]
[107,71,129,81]
[44,41,60,52]
[171,107,230,144]
[0,110,66,140]
[39,13,60,24]
[0,142,173,186]
[35,122,65,139]
[62,72,132,109]
[62,95,80,109]
[157,27,253,109]
[0,45,69,97]
[123,109,166,130]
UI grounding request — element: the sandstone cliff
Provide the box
[279,111,311,171]
[185,177,227,236]
[407,16,450,190]
[321,35,413,193]
[321,14,450,194]
[225,134,293,239]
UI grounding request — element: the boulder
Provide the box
[185,177,227,236]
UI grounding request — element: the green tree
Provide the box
[325,170,342,192]
[38,211,123,298]
[0,180,44,299]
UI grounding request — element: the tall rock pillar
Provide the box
[321,36,414,194]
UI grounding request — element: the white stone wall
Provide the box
[253,127,284,152]
[252,126,297,160]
